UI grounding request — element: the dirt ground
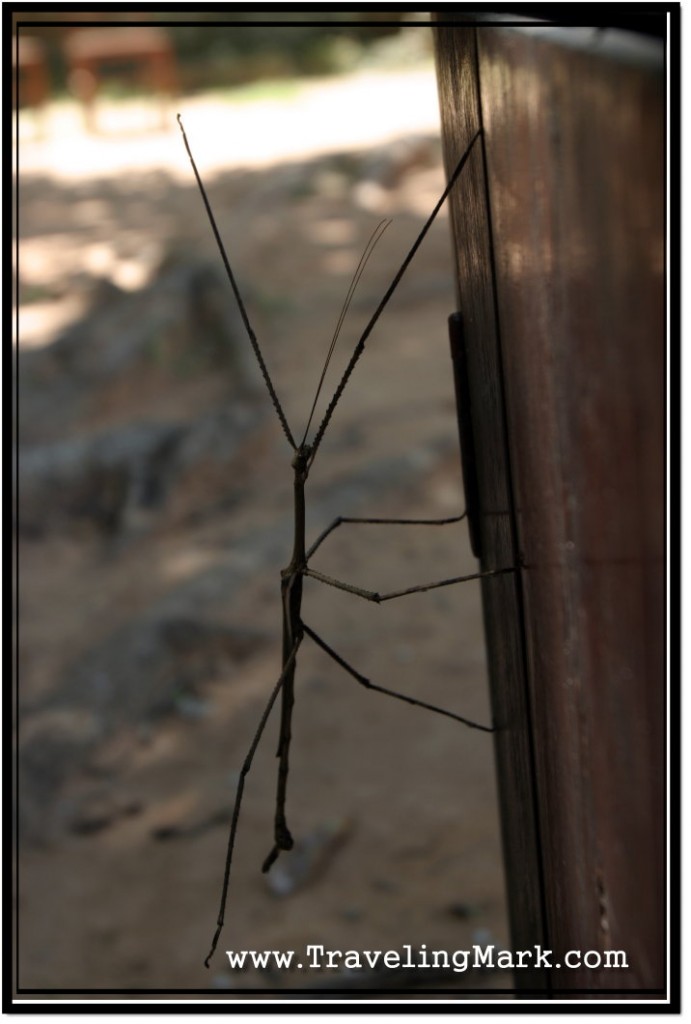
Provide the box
[16,68,509,1000]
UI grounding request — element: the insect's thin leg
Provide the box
[177,114,296,450]
[303,564,515,603]
[306,513,467,560]
[302,622,493,732]
[263,651,297,875]
[308,130,482,465]
[204,635,303,969]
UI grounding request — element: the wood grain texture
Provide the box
[434,24,547,994]
[433,21,665,995]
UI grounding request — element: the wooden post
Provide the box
[433,21,665,996]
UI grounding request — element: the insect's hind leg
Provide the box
[302,621,494,733]
[204,635,302,968]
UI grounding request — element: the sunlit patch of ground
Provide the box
[17,68,442,179]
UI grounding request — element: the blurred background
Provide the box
[15,12,508,994]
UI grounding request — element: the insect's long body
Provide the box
[177,116,513,967]
[265,443,312,870]
[285,444,311,577]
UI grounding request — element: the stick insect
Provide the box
[177,116,511,967]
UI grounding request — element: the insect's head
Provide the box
[292,444,313,476]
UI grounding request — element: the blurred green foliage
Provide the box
[164,13,404,85]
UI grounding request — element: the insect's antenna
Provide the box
[300,218,392,449]
[177,114,297,451]
[308,129,482,466]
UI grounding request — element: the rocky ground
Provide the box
[16,69,509,998]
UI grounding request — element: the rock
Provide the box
[18,253,262,445]
[17,405,261,538]
[51,616,268,729]
[66,789,143,836]
[18,420,185,537]
[17,249,271,538]
[18,611,267,845]
[357,135,440,190]
[18,709,103,844]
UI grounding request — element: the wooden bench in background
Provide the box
[62,26,178,132]
[14,36,50,114]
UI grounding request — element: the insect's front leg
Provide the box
[306,512,467,560]
[304,512,516,602]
